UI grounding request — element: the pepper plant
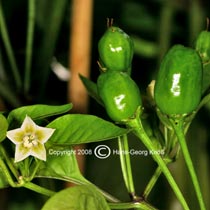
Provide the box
[0,20,210,210]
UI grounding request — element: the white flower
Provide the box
[7,115,55,162]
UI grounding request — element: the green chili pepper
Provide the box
[195,30,210,92]
[154,44,202,116]
[98,26,134,73]
[97,71,142,122]
[195,30,210,64]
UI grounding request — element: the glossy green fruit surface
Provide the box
[98,26,133,73]
[195,30,210,63]
[97,71,141,122]
[154,45,202,116]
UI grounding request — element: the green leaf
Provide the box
[36,146,88,185]
[41,185,110,210]
[7,103,72,125]
[0,114,8,142]
[79,74,103,106]
[46,114,129,145]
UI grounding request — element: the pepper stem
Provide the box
[23,182,55,197]
[109,200,157,210]
[125,108,190,210]
[118,135,136,200]
[143,165,162,199]
[169,118,206,210]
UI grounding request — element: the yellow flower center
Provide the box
[23,134,38,148]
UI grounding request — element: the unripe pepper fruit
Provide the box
[195,30,210,64]
[98,26,134,73]
[154,45,202,116]
[97,71,142,122]
[195,30,210,93]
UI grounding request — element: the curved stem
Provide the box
[0,144,19,180]
[109,200,158,210]
[118,135,136,199]
[126,114,190,210]
[0,158,17,187]
[23,182,55,197]
[0,157,55,198]
[143,166,162,199]
[143,157,173,199]
[170,118,206,210]
[29,158,42,181]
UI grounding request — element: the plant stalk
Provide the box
[126,112,190,210]
[170,118,206,210]
[118,135,136,200]
[109,200,158,210]
[23,181,56,197]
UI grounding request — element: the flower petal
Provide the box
[36,127,55,143]
[7,115,55,162]
[21,115,36,133]
[15,143,31,162]
[7,128,25,144]
[31,143,47,161]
